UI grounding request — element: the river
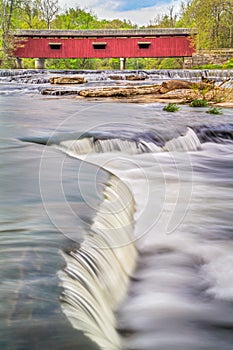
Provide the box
[0,69,233,350]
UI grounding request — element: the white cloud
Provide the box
[59,0,182,26]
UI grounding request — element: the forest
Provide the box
[0,0,233,69]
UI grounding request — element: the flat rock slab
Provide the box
[40,79,233,106]
[78,84,161,97]
[49,76,87,84]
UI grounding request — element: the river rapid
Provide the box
[0,69,233,350]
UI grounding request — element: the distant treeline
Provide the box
[0,0,232,68]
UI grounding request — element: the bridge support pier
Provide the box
[15,57,23,69]
[120,58,126,70]
[35,58,46,69]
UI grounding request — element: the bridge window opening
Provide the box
[92,42,107,49]
[138,42,151,48]
[49,43,62,50]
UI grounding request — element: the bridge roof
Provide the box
[14,28,195,38]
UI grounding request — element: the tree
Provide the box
[53,7,97,29]
[147,5,178,28]
[98,18,137,29]
[0,0,17,59]
[36,0,59,29]
[19,0,44,28]
[177,0,233,49]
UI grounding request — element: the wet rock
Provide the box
[78,84,161,97]
[41,88,78,95]
[161,80,194,92]
[109,74,147,81]
[161,79,215,93]
[125,74,148,81]
[109,75,124,80]
[49,76,87,84]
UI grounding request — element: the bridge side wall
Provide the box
[14,36,194,59]
[183,50,233,68]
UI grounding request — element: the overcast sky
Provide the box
[58,0,181,26]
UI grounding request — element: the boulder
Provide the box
[161,79,215,93]
[49,76,87,84]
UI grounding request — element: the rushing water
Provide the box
[0,70,233,350]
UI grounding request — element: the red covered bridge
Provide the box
[13,29,195,69]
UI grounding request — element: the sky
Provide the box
[59,0,181,26]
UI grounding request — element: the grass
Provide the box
[163,103,180,112]
[193,64,223,70]
[190,99,208,107]
[206,107,222,115]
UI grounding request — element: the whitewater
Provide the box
[0,69,233,350]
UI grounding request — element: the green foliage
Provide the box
[222,59,233,69]
[125,58,144,70]
[193,64,223,70]
[109,58,121,70]
[53,7,98,29]
[158,58,183,69]
[206,107,222,115]
[97,18,137,29]
[177,0,233,49]
[190,99,208,107]
[21,58,35,68]
[1,0,232,69]
[46,58,98,70]
[163,103,180,112]
[142,58,160,69]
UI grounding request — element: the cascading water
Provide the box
[1,71,233,350]
[58,175,137,350]
[56,123,233,350]
[0,68,232,83]
[54,126,202,349]
[59,127,201,156]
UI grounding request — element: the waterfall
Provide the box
[58,175,137,350]
[163,128,202,152]
[0,68,232,83]
[57,127,201,349]
[59,127,201,156]
[0,69,44,77]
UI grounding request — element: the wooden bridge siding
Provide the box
[14,36,194,59]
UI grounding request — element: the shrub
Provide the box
[163,103,180,112]
[206,107,222,115]
[190,99,208,107]
[158,58,183,69]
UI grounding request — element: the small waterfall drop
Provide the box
[164,127,202,152]
[0,68,232,83]
[58,175,137,350]
[59,127,201,156]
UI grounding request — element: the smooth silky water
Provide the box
[0,70,233,350]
